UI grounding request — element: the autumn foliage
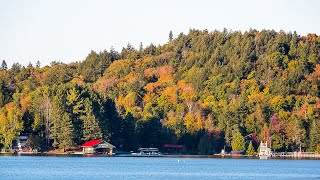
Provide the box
[0,29,320,153]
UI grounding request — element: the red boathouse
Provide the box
[163,144,184,154]
[81,140,115,155]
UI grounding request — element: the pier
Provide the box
[271,152,320,158]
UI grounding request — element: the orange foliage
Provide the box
[123,92,137,109]
[20,95,31,112]
[306,64,320,82]
[144,82,159,93]
[144,73,174,93]
[5,102,14,111]
[177,80,192,94]
[248,92,265,104]
[94,77,117,94]
[117,95,125,107]
[159,65,174,77]
[71,76,85,86]
[143,92,155,103]
[163,86,178,105]
[296,104,308,118]
[144,68,158,78]
[124,72,138,84]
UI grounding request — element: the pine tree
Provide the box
[1,60,7,70]
[58,113,74,151]
[27,62,33,68]
[36,60,41,68]
[50,90,64,148]
[139,42,143,52]
[308,120,320,151]
[81,98,102,141]
[66,87,83,144]
[246,141,255,155]
[169,30,173,43]
[231,128,245,151]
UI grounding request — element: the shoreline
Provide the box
[1,152,320,160]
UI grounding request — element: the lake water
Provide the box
[0,155,319,179]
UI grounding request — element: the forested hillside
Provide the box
[1,29,320,154]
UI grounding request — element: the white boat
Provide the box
[133,148,161,156]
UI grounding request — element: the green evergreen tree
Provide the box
[58,113,74,151]
[308,120,320,151]
[81,98,102,140]
[198,133,216,155]
[27,62,33,68]
[36,60,41,68]
[1,60,7,70]
[246,141,255,155]
[66,86,83,143]
[231,128,245,151]
[50,89,64,148]
[169,30,173,43]
[139,42,143,52]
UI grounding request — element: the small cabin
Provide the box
[81,140,115,155]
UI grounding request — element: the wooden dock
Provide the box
[271,152,320,158]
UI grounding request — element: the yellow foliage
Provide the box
[143,92,155,103]
[225,80,236,89]
[248,92,265,104]
[270,95,285,111]
[71,75,85,86]
[195,114,204,130]
[184,112,195,133]
[117,95,125,106]
[278,110,291,122]
[163,86,178,105]
[240,79,259,94]
[203,96,216,109]
[127,106,142,119]
[123,92,137,109]
[287,60,299,72]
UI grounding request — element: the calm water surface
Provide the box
[0,155,319,179]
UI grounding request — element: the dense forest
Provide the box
[1,29,320,154]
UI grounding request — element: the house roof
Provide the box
[81,140,103,147]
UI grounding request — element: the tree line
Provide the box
[0,29,320,154]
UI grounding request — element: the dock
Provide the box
[271,152,320,158]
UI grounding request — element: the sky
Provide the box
[0,0,320,68]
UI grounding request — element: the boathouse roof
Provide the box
[81,140,103,147]
[163,144,183,148]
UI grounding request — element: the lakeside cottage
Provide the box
[81,140,115,155]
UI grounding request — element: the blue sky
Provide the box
[0,0,319,68]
